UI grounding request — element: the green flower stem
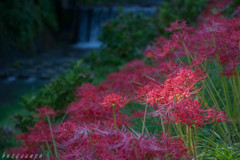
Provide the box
[112,105,118,130]
[142,104,148,134]
[190,127,197,160]
[47,116,59,159]
[181,41,193,64]
[88,132,99,160]
[202,122,217,159]
[161,116,166,135]
[143,74,156,81]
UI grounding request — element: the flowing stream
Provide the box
[73,6,157,49]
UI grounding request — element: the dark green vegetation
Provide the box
[99,12,155,59]
[78,0,159,6]
[14,61,92,132]
[224,0,240,17]
[99,0,207,60]
[0,81,45,153]
[0,0,58,50]
[22,61,92,111]
[160,0,206,25]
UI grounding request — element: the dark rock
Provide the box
[0,71,8,79]
[7,68,17,75]
[42,62,52,67]
[39,73,51,80]
[35,65,43,71]
[18,72,29,79]
[27,69,37,75]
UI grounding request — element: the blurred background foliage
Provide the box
[224,0,240,17]
[22,60,92,111]
[92,0,207,64]
[160,0,207,25]
[0,0,207,52]
[0,0,58,49]
[78,0,160,6]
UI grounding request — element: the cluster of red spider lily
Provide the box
[9,0,239,159]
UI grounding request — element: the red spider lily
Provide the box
[230,30,240,41]
[145,85,169,106]
[153,98,228,129]
[171,31,190,43]
[169,68,206,86]
[103,61,158,96]
[144,39,178,61]
[152,104,176,123]
[191,55,208,67]
[102,93,129,110]
[156,133,190,159]
[121,59,146,71]
[68,98,112,123]
[109,131,189,160]
[26,120,52,144]
[159,41,177,58]
[56,124,189,160]
[165,20,194,33]
[132,110,145,118]
[173,99,205,128]
[36,106,56,118]
[10,121,52,157]
[143,46,155,57]
[158,62,180,76]
[137,82,161,103]
[74,83,105,101]
[55,121,78,141]
[204,109,228,124]
[56,124,117,159]
[221,59,239,78]
[67,83,113,123]
[144,68,205,106]
[105,113,131,127]
[203,20,227,34]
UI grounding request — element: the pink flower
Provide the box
[36,106,56,118]
[165,20,194,32]
[102,93,129,110]
[153,98,228,129]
